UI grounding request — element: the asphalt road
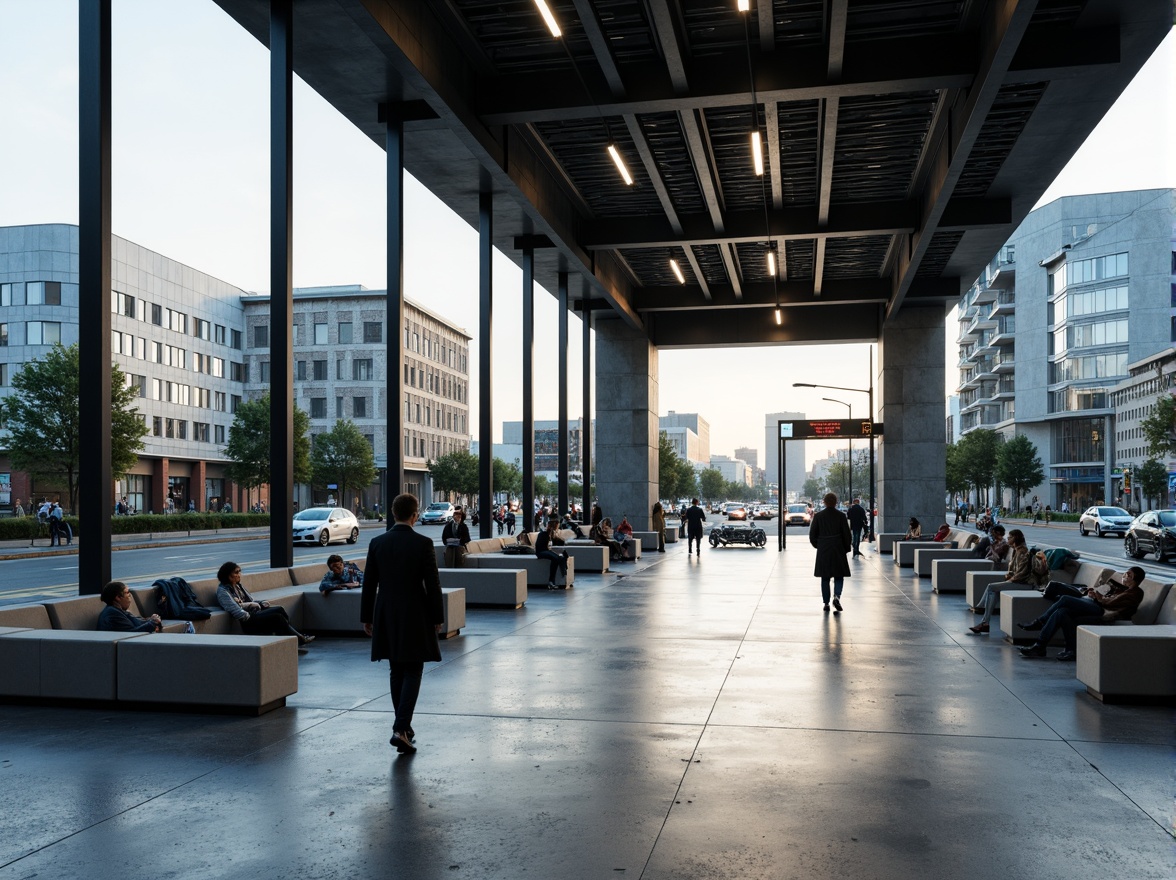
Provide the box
[0,514,1167,606]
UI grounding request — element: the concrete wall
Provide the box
[595,319,658,530]
[878,306,948,532]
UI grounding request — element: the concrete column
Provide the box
[877,306,946,533]
[594,319,657,530]
[152,458,169,515]
[193,460,207,510]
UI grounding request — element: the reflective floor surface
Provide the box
[1,543,1172,879]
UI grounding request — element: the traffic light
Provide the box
[1123,468,1132,492]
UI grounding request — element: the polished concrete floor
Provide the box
[2,544,1172,879]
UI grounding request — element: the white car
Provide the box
[1078,506,1133,537]
[419,502,456,525]
[292,507,360,545]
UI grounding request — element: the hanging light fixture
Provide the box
[737,0,751,11]
[608,143,634,186]
[767,248,776,277]
[775,307,782,325]
[534,0,562,37]
[751,130,764,176]
[670,259,686,284]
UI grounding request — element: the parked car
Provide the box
[1124,509,1176,561]
[1078,505,1133,537]
[419,502,455,525]
[783,503,812,527]
[292,507,360,546]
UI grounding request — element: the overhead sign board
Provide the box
[779,419,882,440]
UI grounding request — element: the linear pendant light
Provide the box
[608,143,634,185]
[738,1,751,11]
[775,307,782,325]
[534,0,561,37]
[670,259,686,284]
[751,130,764,176]
[767,250,776,276]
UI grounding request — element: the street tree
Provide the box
[310,420,377,507]
[224,393,311,490]
[492,457,522,501]
[995,433,1045,510]
[698,467,726,502]
[1140,394,1176,458]
[802,477,825,501]
[658,431,697,500]
[428,449,480,503]
[1,343,147,514]
[1135,458,1169,509]
[956,428,1001,504]
[945,442,970,502]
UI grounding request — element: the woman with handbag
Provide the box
[441,507,472,568]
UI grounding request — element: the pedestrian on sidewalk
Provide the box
[847,497,868,557]
[684,498,706,557]
[810,492,851,613]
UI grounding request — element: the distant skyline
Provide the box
[1,3,1172,470]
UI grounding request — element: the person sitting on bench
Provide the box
[535,520,570,589]
[97,581,162,633]
[1018,566,1145,661]
[319,554,363,593]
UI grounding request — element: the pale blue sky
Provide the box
[1,3,1172,468]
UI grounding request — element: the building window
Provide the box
[336,397,344,419]
[230,362,244,383]
[338,322,353,344]
[296,360,307,381]
[211,357,224,378]
[0,323,7,347]
[364,434,374,450]
[152,416,163,437]
[26,321,62,345]
[193,318,210,340]
[26,281,61,305]
[313,360,327,381]
[194,422,210,442]
[231,329,242,349]
[310,397,327,418]
[215,424,225,444]
[353,359,373,381]
[1053,417,1105,463]
[363,322,382,343]
[215,324,226,345]
[353,396,367,418]
[231,394,241,413]
[259,361,271,383]
[0,283,22,306]
[113,291,135,316]
[314,323,328,345]
[254,325,268,348]
[337,359,345,380]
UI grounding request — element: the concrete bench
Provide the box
[0,629,149,700]
[633,531,660,551]
[997,567,1154,644]
[973,559,1111,613]
[440,568,527,607]
[294,584,465,637]
[914,546,978,577]
[117,633,299,713]
[1077,625,1176,701]
[663,521,681,543]
[467,553,575,588]
[965,571,1013,610]
[877,533,903,554]
[932,558,995,593]
[895,540,955,567]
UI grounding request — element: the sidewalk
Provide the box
[1,541,1169,878]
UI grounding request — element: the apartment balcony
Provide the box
[973,281,998,306]
[993,378,1016,400]
[990,317,1016,346]
[993,351,1016,374]
[990,291,1015,316]
[988,262,1016,290]
[974,358,998,382]
[960,368,982,390]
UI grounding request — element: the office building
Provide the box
[659,412,710,465]
[764,411,808,497]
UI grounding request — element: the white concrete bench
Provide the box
[440,568,528,607]
[877,533,903,554]
[913,546,976,577]
[932,558,994,593]
[0,629,150,700]
[467,554,575,588]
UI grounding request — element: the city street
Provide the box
[2,513,1170,607]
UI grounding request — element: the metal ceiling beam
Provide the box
[634,278,890,311]
[814,0,848,297]
[649,302,882,348]
[758,1,775,53]
[888,0,1040,319]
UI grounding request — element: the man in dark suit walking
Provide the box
[361,493,444,754]
[846,497,868,557]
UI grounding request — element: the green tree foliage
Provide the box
[825,449,871,502]
[1135,459,1169,509]
[492,457,522,500]
[945,442,970,499]
[534,475,556,499]
[658,431,697,500]
[310,420,377,505]
[698,467,726,502]
[1140,394,1176,458]
[802,477,825,502]
[1,343,146,513]
[955,428,1001,504]
[428,449,480,502]
[224,393,310,489]
[995,434,1045,509]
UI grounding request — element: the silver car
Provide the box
[292,507,360,546]
[1077,506,1133,537]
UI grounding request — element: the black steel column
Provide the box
[478,188,493,537]
[269,0,294,569]
[581,304,592,521]
[521,248,535,533]
[385,113,405,515]
[557,272,569,521]
[78,0,112,593]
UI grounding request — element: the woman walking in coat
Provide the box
[651,501,667,552]
[810,492,852,612]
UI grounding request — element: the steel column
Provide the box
[557,272,569,520]
[478,189,493,537]
[78,0,112,593]
[268,0,294,568]
[385,114,405,513]
[521,248,535,533]
[581,304,592,521]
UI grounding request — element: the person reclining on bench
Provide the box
[1017,566,1145,661]
[217,561,315,654]
[319,554,363,593]
[98,580,162,633]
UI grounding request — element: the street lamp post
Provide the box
[823,398,852,500]
[792,350,876,540]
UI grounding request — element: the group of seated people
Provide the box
[97,553,367,655]
[590,515,636,561]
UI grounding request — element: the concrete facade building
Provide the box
[659,412,710,464]
[502,419,587,480]
[764,411,807,498]
[0,226,469,513]
[1112,347,1176,510]
[709,454,752,488]
[956,189,1175,512]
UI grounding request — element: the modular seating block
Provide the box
[663,522,680,543]
[914,547,977,577]
[439,568,528,607]
[0,604,53,629]
[562,544,610,573]
[932,558,994,593]
[472,554,575,588]
[999,591,1063,645]
[299,586,364,631]
[1076,625,1176,701]
[2,630,148,700]
[877,533,902,554]
[0,627,38,697]
[118,633,298,711]
[633,531,659,551]
[966,571,1012,610]
[896,541,956,567]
